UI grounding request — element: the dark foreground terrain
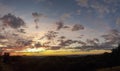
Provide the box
[0,45,120,71]
[0,53,120,71]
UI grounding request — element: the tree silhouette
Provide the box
[112,44,120,56]
[110,44,120,66]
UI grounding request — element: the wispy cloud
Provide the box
[76,10,81,15]
[75,0,88,7]
[32,12,47,29]
[90,2,110,18]
[116,17,120,26]
[0,3,14,15]
[60,13,71,21]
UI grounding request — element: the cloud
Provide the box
[116,17,120,26]
[103,0,113,4]
[35,0,45,2]
[32,12,47,29]
[0,34,6,39]
[50,46,61,50]
[90,1,110,17]
[63,26,70,29]
[0,3,14,15]
[75,0,88,7]
[17,29,26,33]
[16,39,33,47]
[54,28,119,51]
[76,10,81,15]
[0,13,26,29]
[72,24,84,31]
[59,39,74,46]
[60,13,71,21]
[77,35,84,38]
[12,33,19,36]
[103,0,119,4]
[43,41,50,46]
[77,40,86,46]
[34,42,42,47]
[32,12,45,18]
[93,38,99,42]
[86,39,98,46]
[80,44,114,51]
[55,21,70,30]
[101,29,120,45]
[41,31,58,41]
[58,39,86,47]
[59,36,66,39]
[56,21,64,30]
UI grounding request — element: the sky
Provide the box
[0,0,120,55]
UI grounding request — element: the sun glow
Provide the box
[15,48,46,52]
[9,48,112,56]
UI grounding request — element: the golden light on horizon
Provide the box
[10,49,111,56]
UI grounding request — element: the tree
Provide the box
[112,44,120,56]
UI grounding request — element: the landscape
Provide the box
[0,0,120,71]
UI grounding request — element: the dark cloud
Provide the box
[57,36,66,46]
[86,39,98,46]
[44,31,58,40]
[32,12,42,18]
[101,29,120,45]
[43,41,50,46]
[40,31,58,45]
[77,41,113,51]
[55,21,70,30]
[85,29,120,50]
[80,45,111,51]
[59,36,66,39]
[12,33,19,36]
[56,21,64,30]
[0,13,26,29]
[17,29,26,33]
[77,35,84,38]
[32,12,47,29]
[34,42,42,48]
[16,39,33,47]
[32,12,40,29]
[0,34,6,39]
[32,12,47,20]
[50,46,61,50]
[93,38,99,42]
[59,39,86,46]
[63,26,70,28]
[72,24,84,31]
[77,40,86,46]
[57,35,86,46]
[59,39,74,46]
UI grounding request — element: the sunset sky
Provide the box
[0,0,120,55]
